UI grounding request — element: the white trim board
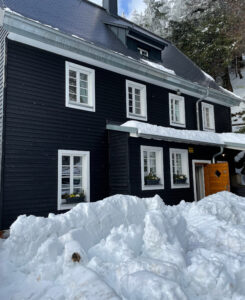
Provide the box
[6,31,240,108]
[192,159,211,202]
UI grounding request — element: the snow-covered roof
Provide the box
[109,120,245,150]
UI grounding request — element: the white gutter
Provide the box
[0,8,242,107]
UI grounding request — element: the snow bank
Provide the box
[1,192,245,299]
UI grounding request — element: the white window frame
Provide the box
[65,61,95,112]
[138,47,149,58]
[140,145,164,191]
[126,80,147,121]
[169,93,186,127]
[170,148,190,189]
[202,102,215,132]
[58,150,90,210]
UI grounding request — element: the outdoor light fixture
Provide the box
[176,89,181,95]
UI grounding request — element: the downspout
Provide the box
[212,146,224,164]
[196,87,210,131]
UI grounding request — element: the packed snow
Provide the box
[1,192,245,299]
[122,120,245,147]
[141,59,176,76]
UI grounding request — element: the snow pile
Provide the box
[1,192,245,299]
[122,120,245,147]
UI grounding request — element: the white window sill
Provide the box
[171,183,190,189]
[170,122,186,128]
[127,113,147,121]
[58,201,89,211]
[203,128,215,132]
[142,184,164,191]
[66,102,95,112]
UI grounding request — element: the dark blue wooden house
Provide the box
[0,0,243,229]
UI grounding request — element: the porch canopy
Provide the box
[106,120,245,150]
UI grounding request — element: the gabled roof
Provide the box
[0,0,223,92]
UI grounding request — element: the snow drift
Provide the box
[1,192,245,299]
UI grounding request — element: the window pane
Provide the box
[62,166,70,176]
[80,96,88,104]
[128,87,132,94]
[74,166,82,176]
[135,108,141,115]
[74,157,82,165]
[80,88,88,96]
[74,178,82,186]
[69,77,76,86]
[62,178,70,189]
[135,95,140,102]
[69,93,76,102]
[69,85,76,94]
[69,70,76,78]
[62,156,70,165]
[80,73,88,81]
[135,89,140,95]
[80,80,88,89]
[135,101,141,109]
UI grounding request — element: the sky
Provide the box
[89,0,146,18]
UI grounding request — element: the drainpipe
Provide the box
[196,87,210,131]
[212,146,224,164]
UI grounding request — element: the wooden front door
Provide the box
[204,162,230,196]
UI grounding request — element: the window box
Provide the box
[145,178,160,185]
[173,174,187,185]
[63,193,86,204]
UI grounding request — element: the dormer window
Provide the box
[138,48,149,58]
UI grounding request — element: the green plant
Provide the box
[145,171,160,181]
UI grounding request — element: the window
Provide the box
[66,61,95,112]
[58,150,90,210]
[141,146,164,190]
[169,93,186,127]
[126,80,147,121]
[138,47,149,58]
[170,148,190,189]
[202,103,215,131]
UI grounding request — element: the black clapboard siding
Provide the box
[108,131,130,195]
[128,137,221,205]
[1,39,232,228]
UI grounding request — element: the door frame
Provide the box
[192,160,211,201]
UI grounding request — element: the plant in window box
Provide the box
[63,191,86,204]
[173,174,187,184]
[145,171,160,185]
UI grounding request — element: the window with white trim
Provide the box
[126,80,147,121]
[170,148,190,189]
[138,47,149,58]
[66,62,95,112]
[169,93,186,127]
[141,146,164,190]
[58,150,90,210]
[202,102,215,131]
